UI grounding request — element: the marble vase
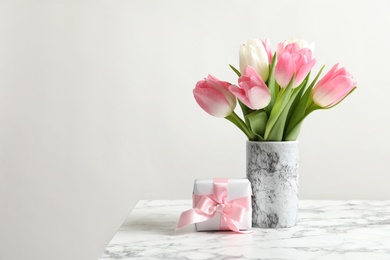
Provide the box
[246,141,299,228]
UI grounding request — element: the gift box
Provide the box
[176,178,252,232]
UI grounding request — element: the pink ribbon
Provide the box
[176,178,251,233]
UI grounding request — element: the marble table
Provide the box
[99,200,390,259]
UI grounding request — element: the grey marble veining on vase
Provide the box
[247,141,299,228]
[99,200,390,260]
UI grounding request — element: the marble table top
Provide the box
[99,200,390,260]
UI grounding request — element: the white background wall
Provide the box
[1,0,389,259]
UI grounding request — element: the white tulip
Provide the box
[239,39,270,82]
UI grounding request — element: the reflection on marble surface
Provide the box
[99,200,390,260]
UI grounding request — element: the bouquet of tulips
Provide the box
[193,38,357,141]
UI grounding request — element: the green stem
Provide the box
[304,99,320,117]
[225,112,257,140]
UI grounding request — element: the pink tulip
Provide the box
[274,42,316,88]
[193,75,236,117]
[312,64,356,108]
[229,66,271,110]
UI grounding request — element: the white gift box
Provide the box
[193,178,252,231]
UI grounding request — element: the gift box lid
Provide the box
[193,178,251,201]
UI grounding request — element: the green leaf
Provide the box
[225,111,257,141]
[284,65,325,139]
[284,102,321,141]
[266,86,302,141]
[237,100,254,128]
[238,100,254,119]
[284,85,357,141]
[245,110,268,139]
[263,75,295,140]
[265,53,278,116]
[266,111,287,141]
[285,75,310,129]
[284,120,304,141]
[229,64,241,77]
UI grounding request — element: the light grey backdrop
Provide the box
[1,0,389,259]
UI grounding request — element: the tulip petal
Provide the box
[237,76,252,92]
[275,52,295,88]
[315,63,339,88]
[229,84,252,109]
[276,40,316,88]
[205,76,236,108]
[234,66,271,110]
[193,88,234,117]
[295,58,316,86]
[313,76,355,108]
[312,63,356,108]
[207,75,231,89]
[262,38,273,64]
[247,87,271,110]
[244,65,264,84]
[239,39,270,81]
[193,75,236,118]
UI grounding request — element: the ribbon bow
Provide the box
[176,178,251,233]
